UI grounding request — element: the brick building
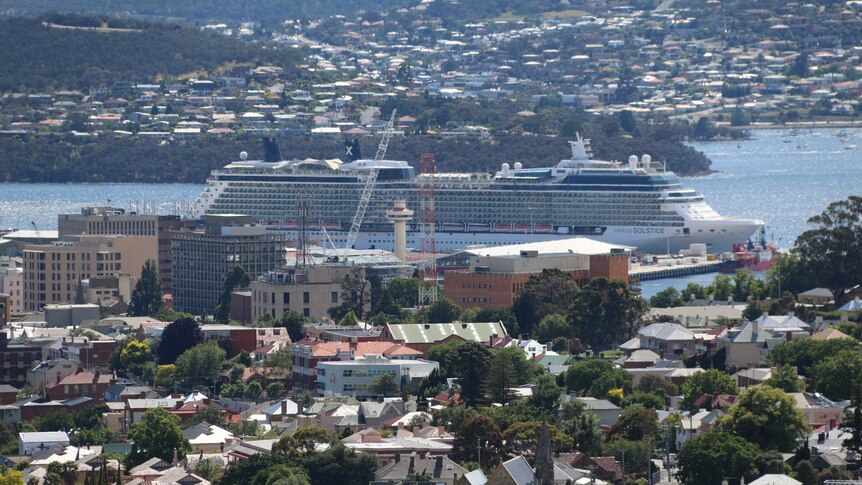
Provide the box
[46,368,114,401]
[443,238,631,309]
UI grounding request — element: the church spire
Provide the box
[535,419,554,485]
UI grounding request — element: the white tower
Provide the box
[386,199,413,261]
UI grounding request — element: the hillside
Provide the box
[0,132,711,184]
[0,1,412,23]
[0,15,303,91]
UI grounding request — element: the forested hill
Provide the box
[0,15,302,91]
[0,1,412,23]
[0,131,711,184]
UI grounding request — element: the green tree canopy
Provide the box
[302,442,377,485]
[126,407,191,468]
[763,364,805,393]
[447,342,491,406]
[174,341,227,389]
[558,400,604,456]
[157,317,202,364]
[795,196,862,305]
[811,348,862,400]
[768,338,861,377]
[567,278,646,349]
[483,348,518,404]
[453,415,504,467]
[608,404,658,442]
[681,369,738,411]
[677,430,759,485]
[717,386,809,452]
[564,358,615,394]
[387,277,419,308]
[129,259,162,317]
[535,314,570,342]
[278,310,309,342]
[512,269,579,337]
[425,297,461,323]
[214,265,251,322]
[649,287,684,308]
[369,374,398,397]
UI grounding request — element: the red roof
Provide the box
[50,369,113,387]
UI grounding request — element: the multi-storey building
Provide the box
[57,207,195,293]
[22,235,157,311]
[0,331,42,386]
[0,257,23,314]
[251,265,364,320]
[316,355,437,398]
[170,215,284,315]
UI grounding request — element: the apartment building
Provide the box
[22,235,157,311]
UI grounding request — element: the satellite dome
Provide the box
[240,151,248,161]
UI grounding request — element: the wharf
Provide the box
[629,258,723,281]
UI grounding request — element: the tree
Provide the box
[677,431,759,485]
[608,404,658,442]
[267,382,286,399]
[193,459,220,481]
[567,278,646,349]
[369,286,402,320]
[513,269,579,337]
[637,374,679,397]
[278,310,308,342]
[742,301,766,322]
[717,386,809,452]
[535,314,570,342]
[157,317,202,364]
[214,265,251,322]
[125,407,191,468]
[503,421,572,455]
[0,469,24,485]
[129,259,162,317]
[340,310,359,326]
[303,442,377,485]
[432,405,478,433]
[531,374,561,412]
[453,415,504,467]
[46,462,78,485]
[328,268,370,320]
[388,277,419,308]
[558,400,604,456]
[369,374,398,397]
[768,338,861,378]
[174,342,227,388]
[483,348,518,404]
[188,405,225,427]
[795,196,862,305]
[588,367,633,399]
[793,460,818,485]
[425,297,461,323]
[273,426,329,456]
[680,369,738,411]
[447,342,491,406]
[763,364,805,393]
[710,274,734,301]
[649,287,684,308]
[842,385,862,453]
[811,349,862,400]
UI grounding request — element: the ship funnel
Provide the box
[628,155,638,170]
[514,162,523,170]
[641,154,652,166]
[501,163,510,172]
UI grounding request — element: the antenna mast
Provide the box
[417,153,438,307]
[296,198,313,268]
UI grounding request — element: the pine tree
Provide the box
[129,259,162,317]
[842,384,862,453]
[483,350,518,404]
[214,265,250,322]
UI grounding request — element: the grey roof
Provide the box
[0,384,19,393]
[618,337,641,350]
[375,454,467,481]
[19,431,69,443]
[638,322,696,341]
[839,298,862,312]
[462,469,488,485]
[501,455,535,485]
[576,397,620,411]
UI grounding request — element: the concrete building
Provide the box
[22,235,157,311]
[443,238,631,309]
[18,431,70,455]
[170,215,284,315]
[57,207,195,293]
[44,304,101,327]
[0,331,44,386]
[316,355,438,397]
[252,265,364,320]
[0,257,24,314]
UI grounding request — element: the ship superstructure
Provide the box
[192,136,761,254]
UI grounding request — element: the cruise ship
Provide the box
[192,136,761,254]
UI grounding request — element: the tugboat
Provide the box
[719,226,778,273]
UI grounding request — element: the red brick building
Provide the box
[46,368,114,401]
[444,239,630,310]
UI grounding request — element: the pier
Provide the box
[629,258,723,281]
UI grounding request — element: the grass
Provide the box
[543,9,591,19]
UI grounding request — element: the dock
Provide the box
[629,258,723,281]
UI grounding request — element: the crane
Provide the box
[341,109,396,259]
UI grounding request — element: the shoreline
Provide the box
[730,120,862,131]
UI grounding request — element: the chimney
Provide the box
[94,369,100,382]
[413,426,421,437]
[752,319,758,335]
[172,448,178,467]
[220,442,224,452]
[786,331,792,342]
[438,425,445,436]
[409,454,415,473]
[398,421,404,430]
[394,454,401,463]
[281,400,287,416]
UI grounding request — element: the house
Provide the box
[18,431,70,455]
[316,355,438,398]
[676,409,724,448]
[46,368,114,401]
[788,392,844,429]
[27,358,78,389]
[637,322,700,359]
[341,427,452,461]
[797,288,833,305]
[0,384,18,405]
[748,475,802,485]
[560,453,622,483]
[518,340,548,359]
[734,368,773,388]
[263,399,302,422]
[182,421,236,452]
[718,313,810,368]
[104,383,158,403]
[564,396,621,428]
[373,454,468,485]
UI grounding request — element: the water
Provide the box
[0,128,859,296]
[641,127,862,297]
[0,183,203,231]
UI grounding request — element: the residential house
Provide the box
[182,422,236,452]
[562,396,621,428]
[46,368,114,401]
[342,427,452,461]
[637,322,700,359]
[719,313,810,368]
[788,392,845,429]
[18,431,70,455]
[373,454,469,485]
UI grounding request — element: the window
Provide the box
[303,308,310,317]
[303,292,310,304]
[283,293,290,305]
[331,292,338,303]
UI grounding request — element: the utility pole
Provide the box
[620,449,626,485]
[777,237,783,298]
[477,437,481,470]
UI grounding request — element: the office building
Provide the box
[0,257,23,314]
[170,215,284,315]
[316,355,438,398]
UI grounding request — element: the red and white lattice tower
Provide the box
[417,153,438,307]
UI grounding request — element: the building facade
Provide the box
[170,215,284,315]
[0,258,23,314]
[316,356,438,397]
[22,235,157,311]
[251,265,364,320]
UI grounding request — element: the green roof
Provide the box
[386,321,508,344]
